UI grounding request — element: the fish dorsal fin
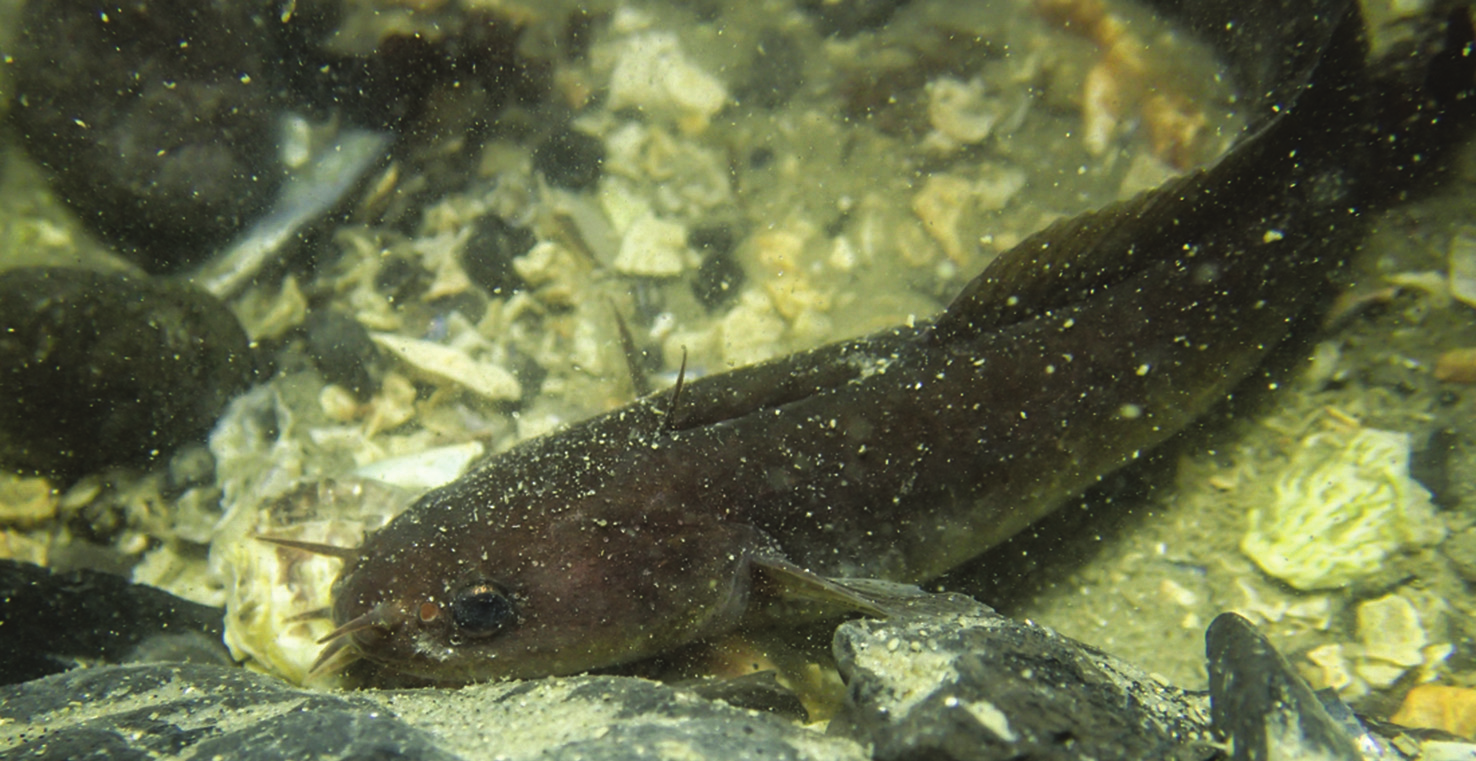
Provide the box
[657,346,689,434]
[610,302,653,398]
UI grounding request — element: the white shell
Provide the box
[371,333,523,402]
[354,441,486,491]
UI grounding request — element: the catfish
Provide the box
[277,0,1476,683]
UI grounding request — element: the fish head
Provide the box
[321,498,763,683]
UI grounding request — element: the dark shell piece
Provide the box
[689,224,744,310]
[798,0,913,38]
[0,267,254,478]
[733,28,808,109]
[1206,613,1365,761]
[8,0,294,272]
[532,127,606,190]
[460,214,536,297]
[303,309,382,401]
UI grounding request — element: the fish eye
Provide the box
[449,583,516,639]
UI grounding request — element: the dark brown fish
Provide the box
[298,0,1475,682]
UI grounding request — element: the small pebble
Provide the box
[1434,347,1476,383]
[614,215,694,277]
[304,310,382,400]
[0,474,57,527]
[1392,684,1476,739]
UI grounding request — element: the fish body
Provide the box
[321,0,1470,683]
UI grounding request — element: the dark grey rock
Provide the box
[831,593,1218,761]
[690,223,745,310]
[303,309,384,401]
[1444,526,1476,584]
[0,665,461,761]
[0,560,228,686]
[8,0,290,270]
[15,585,1453,761]
[460,214,537,298]
[0,267,255,478]
[0,664,870,761]
[733,28,808,109]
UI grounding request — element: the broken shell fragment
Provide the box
[0,473,58,528]
[1448,225,1476,309]
[1392,684,1476,739]
[613,214,695,276]
[607,32,729,131]
[370,333,522,401]
[926,76,1000,145]
[354,442,486,492]
[913,174,978,265]
[1355,593,1428,688]
[1435,347,1476,383]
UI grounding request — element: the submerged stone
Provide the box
[0,559,227,686]
[0,267,254,478]
[0,663,870,761]
[832,593,1216,760]
[7,0,290,271]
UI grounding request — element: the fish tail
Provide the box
[929,0,1476,347]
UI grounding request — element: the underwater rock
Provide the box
[1355,593,1433,688]
[7,0,291,270]
[613,214,696,277]
[925,76,1001,146]
[1435,347,1476,384]
[0,474,57,528]
[189,125,393,299]
[303,309,383,400]
[7,0,533,273]
[1448,225,1476,310]
[0,663,870,761]
[0,559,227,686]
[831,593,1216,760]
[0,267,255,478]
[690,223,745,310]
[8,582,1472,760]
[734,28,808,109]
[607,32,729,131]
[1392,684,1476,740]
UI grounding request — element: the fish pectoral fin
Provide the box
[749,556,922,618]
[823,577,931,613]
